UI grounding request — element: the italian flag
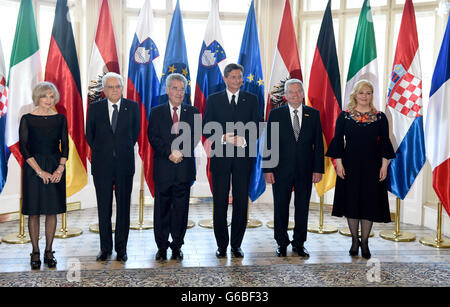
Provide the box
[6,0,42,166]
[344,0,381,111]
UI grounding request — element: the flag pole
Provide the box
[130,164,153,230]
[380,197,415,242]
[247,198,262,228]
[419,202,450,248]
[2,168,31,244]
[55,208,83,238]
[308,196,338,234]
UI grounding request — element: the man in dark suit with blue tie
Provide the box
[263,79,324,258]
[86,72,140,262]
[148,73,200,261]
[203,63,263,258]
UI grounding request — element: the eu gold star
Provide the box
[168,65,176,74]
[247,74,254,82]
[257,78,264,86]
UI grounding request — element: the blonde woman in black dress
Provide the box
[19,82,68,269]
[326,80,395,259]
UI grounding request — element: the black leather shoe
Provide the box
[361,241,371,260]
[231,247,244,258]
[171,249,184,260]
[349,240,361,257]
[216,248,227,258]
[30,251,41,270]
[276,246,287,257]
[292,245,310,258]
[44,250,57,268]
[116,252,128,262]
[155,249,167,261]
[96,251,112,261]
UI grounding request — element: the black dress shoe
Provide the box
[116,252,128,262]
[292,245,310,257]
[361,241,371,260]
[231,247,244,258]
[349,240,361,257]
[30,251,41,270]
[44,250,57,268]
[276,246,287,257]
[96,251,112,261]
[155,249,167,261]
[171,249,184,260]
[216,248,227,258]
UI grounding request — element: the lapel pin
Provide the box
[304,113,310,117]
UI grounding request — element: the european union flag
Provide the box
[238,0,266,202]
[159,0,191,105]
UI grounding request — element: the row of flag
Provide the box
[0,0,448,218]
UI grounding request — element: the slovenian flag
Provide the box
[0,38,8,195]
[265,0,302,120]
[344,0,381,111]
[127,0,161,196]
[159,0,191,105]
[307,0,342,197]
[238,0,265,202]
[193,0,227,116]
[386,0,425,200]
[6,0,42,167]
[193,0,227,192]
[45,0,88,197]
[426,15,450,216]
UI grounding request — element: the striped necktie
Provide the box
[293,109,300,141]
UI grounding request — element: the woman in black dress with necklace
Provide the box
[19,82,68,269]
[326,80,395,259]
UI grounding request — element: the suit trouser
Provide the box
[93,163,133,254]
[153,181,191,250]
[272,176,312,247]
[212,165,251,250]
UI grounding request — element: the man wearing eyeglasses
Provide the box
[86,72,140,263]
[148,73,200,261]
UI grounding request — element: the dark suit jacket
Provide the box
[263,104,324,181]
[148,102,200,185]
[86,98,140,177]
[202,90,262,174]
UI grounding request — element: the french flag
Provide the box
[126,0,161,196]
[386,0,426,200]
[193,0,227,191]
[426,14,450,216]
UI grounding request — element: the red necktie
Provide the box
[173,106,179,134]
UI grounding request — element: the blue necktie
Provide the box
[112,104,118,133]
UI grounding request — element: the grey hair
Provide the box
[32,82,60,106]
[102,72,124,88]
[166,73,188,89]
[284,78,305,94]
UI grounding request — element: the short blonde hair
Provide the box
[32,82,60,106]
[347,80,377,112]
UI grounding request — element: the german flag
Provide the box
[307,0,341,197]
[45,0,87,197]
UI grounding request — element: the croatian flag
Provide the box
[386,0,425,200]
[126,0,161,196]
[193,0,227,191]
[0,39,8,195]
[426,15,450,216]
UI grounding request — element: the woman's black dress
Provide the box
[326,110,395,223]
[19,113,69,215]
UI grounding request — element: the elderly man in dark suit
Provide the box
[86,72,140,262]
[263,78,324,258]
[203,63,263,258]
[148,73,200,261]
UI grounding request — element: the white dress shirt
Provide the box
[226,89,240,105]
[108,99,121,125]
[288,103,303,132]
[169,101,182,119]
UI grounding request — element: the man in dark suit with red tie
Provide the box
[86,72,140,262]
[203,63,263,258]
[148,73,200,261]
[263,79,324,258]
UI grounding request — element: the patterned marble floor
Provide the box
[0,199,449,274]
